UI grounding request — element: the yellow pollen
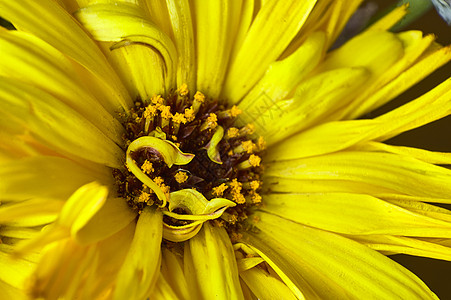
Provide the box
[179,83,189,96]
[151,95,164,105]
[241,124,255,135]
[206,113,218,129]
[251,192,262,204]
[141,160,154,174]
[184,107,196,122]
[249,154,261,167]
[230,179,245,204]
[160,105,172,119]
[230,105,242,117]
[143,105,158,118]
[194,91,205,103]
[137,191,151,203]
[252,215,260,224]
[257,136,266,150]
[153,176,170,195]
[226,127,239,138]
[212,183,228,197]
[250,180,260,191]
[174,171,188,183]
[233,193,246,204]
[172,112,187,124]
[242,141,256,154]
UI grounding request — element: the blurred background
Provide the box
[366,0,451,298]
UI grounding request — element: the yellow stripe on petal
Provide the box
[265,151,451,198]
[375,77,451,141]
[265,119,381,161]
[261,193,451,238]
[113,207,162,300]
[240,267,297,300]
[109,43,167,101]
[75,3,177,93]
[244,212,438,299]
[193,0,235,98]
[263,176,397,195]
[161,249,190,300]
[0,30,125,145]
[223,0,317,103]
[184,223,244,300]
[356,141,451,165]
[0,156,111,202]
[0,0,132,112]
[166,0,196,91]
[0,78,124,168]
[351,235,451,261]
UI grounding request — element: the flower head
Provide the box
[0,0,451,299]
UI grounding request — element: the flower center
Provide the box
[113,85,264,242]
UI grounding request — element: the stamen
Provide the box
[174,171,188,183]
[238,154,261,170]
[226,127,240,139]
[212,183,228,197]
[200,113,218,131]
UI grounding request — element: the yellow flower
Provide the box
[0,0,451,299]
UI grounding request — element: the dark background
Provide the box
[368,0,451,298]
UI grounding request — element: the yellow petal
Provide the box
[0,156,111,201]
[344,36,451,119]
[237,31,326,125]
[350,235,451,261]
[0,30,125,144]
[261,192,451,238]
[108,43,167,103]
[0,251,35,289]
[75,3,177,92]
[192,0,236,98]
[263,176,396,195]
[184,223,244,300]
[113,207,162,300]
[0,0,132,112]
[14,182,108,256]
[29,238,97,299]
[367,4,408,31]
[0,78,124,168]
[0,198,63,224]
[166,0,196,91]
[265,119,381,161]
[59,182,108,234]
[88,221,135,299]
[255,67,369,144]
[161,249,190,300]
[356,141,451,165]
[265,151,451,198]
[316,30,404,78]
[223,0,317,102]
[375,77,451,141]
[75,196,137,244]
[0,280,27,300]
[240,267,298,300]
[244,212,438,299]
